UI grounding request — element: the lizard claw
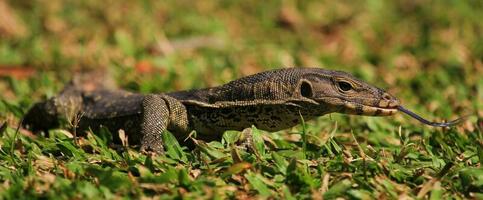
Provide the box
[236,128,255,152]
[140,144,165,155]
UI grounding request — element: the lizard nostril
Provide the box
[382,93,392,100]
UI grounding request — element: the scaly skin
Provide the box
[22,68,400,153]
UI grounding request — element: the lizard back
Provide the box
[167,68,338,107]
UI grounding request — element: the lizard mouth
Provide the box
[314,96,399,116]
[338,94,400,116]
[342,101,399,116]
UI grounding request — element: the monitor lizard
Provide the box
[22,68,464,153]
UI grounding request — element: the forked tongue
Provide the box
[397,106,467,127]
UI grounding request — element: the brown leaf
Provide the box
[139,183,171,193]
[19,128,37,139]
[34,155,55,171]
[0,66,36,79]
[225,162,252,176]
[416,178,438,199]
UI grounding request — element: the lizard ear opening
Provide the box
[300,80,313,98]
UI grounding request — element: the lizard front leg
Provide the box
[140,94,190,154]
[140,94,170,153]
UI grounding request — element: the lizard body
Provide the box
[23,68,458,153]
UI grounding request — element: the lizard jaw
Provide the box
[342,101,398,116]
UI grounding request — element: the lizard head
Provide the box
[294,69,400,116]
[290,68,464,127]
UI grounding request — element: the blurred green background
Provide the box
[0,0,481,199]
[1,0,481,107]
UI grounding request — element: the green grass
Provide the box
[0,0,482,199]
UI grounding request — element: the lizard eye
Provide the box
[337,81,353,92]
[300,81,313,98]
